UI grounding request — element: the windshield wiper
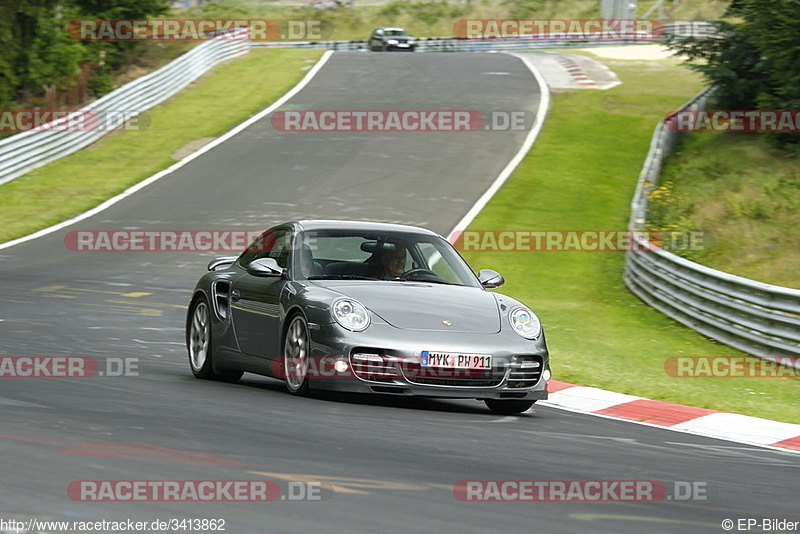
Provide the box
[400,277,451,285]
[307,275,376,280]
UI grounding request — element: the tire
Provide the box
[484,399,536,415]
[187,296,242,382]
[283,314,311,395]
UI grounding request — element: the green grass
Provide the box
[637,0,730,19]
[461,55,800,424]
[0,48,324,243]
[649,132,800,289]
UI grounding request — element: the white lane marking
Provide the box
[447,52,551,243]
[0,50,335,251]
[539,401,800,455]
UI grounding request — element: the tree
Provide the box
[69,0,172,73]
[0,0,74,103]
[737,0,800,147]
[667,0,800,149]
[0,0,172,109]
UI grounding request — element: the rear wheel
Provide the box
[284,314,311,395]
[484,399,536,415]
[187,296,242,382]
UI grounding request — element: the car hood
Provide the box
[322,281,501,333]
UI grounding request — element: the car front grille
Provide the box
[401,363,505,388]
[407,376,504,387]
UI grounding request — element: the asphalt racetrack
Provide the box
[0,52,797,533]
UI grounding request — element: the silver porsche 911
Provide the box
[186,220,550,414]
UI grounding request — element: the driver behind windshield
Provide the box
[373,242,407,280]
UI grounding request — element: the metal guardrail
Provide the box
[252,35,659,52]
[0,30,249,186]
[624,89,800,363]
[251,22,718,52]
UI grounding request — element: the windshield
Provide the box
[293,229,480,287]
[384,29,408,36]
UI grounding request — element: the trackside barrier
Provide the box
[249,21,719,51]
[0,29,249,186]
[251,36,656,52]
[624,88,800,364]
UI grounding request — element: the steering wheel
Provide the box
[400,268,439,280]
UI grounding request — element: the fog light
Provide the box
[543,369,551,381]
[334,360,349,373]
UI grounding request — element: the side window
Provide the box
[238,229,291,269]
[270,231,292,268]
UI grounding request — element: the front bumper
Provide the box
[304,322,549,400]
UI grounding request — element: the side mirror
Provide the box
[247,257,284,277]
[477,269,504,289]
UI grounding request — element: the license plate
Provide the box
[420,351,492,370]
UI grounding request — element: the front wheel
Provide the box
[284,314,311,395]
[484,399,536,415]
[187,296,242,382]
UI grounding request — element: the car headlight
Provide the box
[387,39,398,44]
[509,307,541,339]
[332,298,370,331]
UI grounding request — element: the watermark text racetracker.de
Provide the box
[0,110,149,132]
[666,110,800,133]
[67,19,333,41]
[664,356,799,378]
[68,480,332,501]
[0,356,139,377]
[65,230,265,252]
[272,354,535,380]
[450,230,705,252]
[453,480,708,501]
[270,110,532,132]
[452,19,665,40]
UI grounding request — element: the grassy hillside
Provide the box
[648,132,800,289]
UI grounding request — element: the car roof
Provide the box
[375,27,407,32]
[291,219,441,237]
